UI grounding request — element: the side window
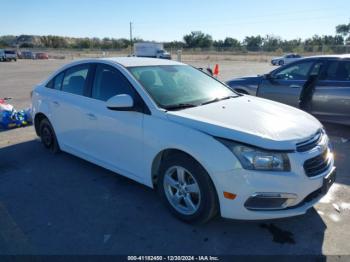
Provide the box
[46,79,54,89]
[309,61,325,77]
[274,61,313,80]
[62,64,89,95]
[92,64,135,101]
[323,61,350,81]
[53,72,64,90]
[46,72,65,90]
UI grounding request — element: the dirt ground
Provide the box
[0,58,349,256]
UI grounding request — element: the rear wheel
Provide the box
[39,118,60,153]
[158,153,218,224]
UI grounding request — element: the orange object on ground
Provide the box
[213,64,219,76]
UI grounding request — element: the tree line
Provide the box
[1,22,350,53]
[0,35,133,50]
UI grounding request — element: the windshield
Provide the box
[129,65,237,109]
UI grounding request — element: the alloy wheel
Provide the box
[163,166,201,215]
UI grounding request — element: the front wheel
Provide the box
[278,60,284,66]
[158,153,218,224]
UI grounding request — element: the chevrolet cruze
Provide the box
[32,57,336,223]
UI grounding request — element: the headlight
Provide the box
[218,139,290,171]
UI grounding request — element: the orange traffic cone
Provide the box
[213,64,219,77]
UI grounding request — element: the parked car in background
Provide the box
[4,50,17,61]
[0,49,5,61]
[134,42,171,59]
[32,57,335,223]
[226,55,350,125]
[22,51,36,59]
[16,51,23,59]
[271,53,302,66]
[35,52,49,59]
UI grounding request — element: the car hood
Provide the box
[166,96,322,151]
[226,75,262,85]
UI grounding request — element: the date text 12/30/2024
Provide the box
[127,256,219,261]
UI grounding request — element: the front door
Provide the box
[85,63,145,179]
[257,60,315,107]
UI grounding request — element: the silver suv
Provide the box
[4,50,17,61]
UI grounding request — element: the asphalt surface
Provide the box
[0,59,350,255]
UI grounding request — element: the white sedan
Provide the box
[271,53,302,66]
[32,57,335,223]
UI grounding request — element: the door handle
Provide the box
[290,85,301,88]
[86,113,97,120]
[52,101,60,106]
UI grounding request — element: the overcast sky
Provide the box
[1,0,349,41]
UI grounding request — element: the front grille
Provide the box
[296,130,323,152]
[303,150,331,177]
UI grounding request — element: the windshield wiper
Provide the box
[163,95,237,110]
[200,95,236,106]
[163,103,198,110]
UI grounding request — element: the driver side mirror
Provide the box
[263,73,273,80]
[106,94,134,110]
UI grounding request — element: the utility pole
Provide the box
[129,22,133,55]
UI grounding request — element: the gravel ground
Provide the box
[0,59,349,256]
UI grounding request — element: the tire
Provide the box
[278,60,284,66]
[39,118,60,153]
[158,152,218,224]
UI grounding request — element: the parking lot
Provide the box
[0,59,350,255]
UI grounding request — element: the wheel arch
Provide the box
[151,147,221,215]
[151,148,217,193]
[34,112,48,136]
[152,149,196,184]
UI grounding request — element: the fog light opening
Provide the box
[244,193,297,210]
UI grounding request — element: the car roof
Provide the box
[304,54,350,60]
[46,57,186,84]
[100,57,184,67]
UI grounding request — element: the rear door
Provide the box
[257,60,315,107]
[49,63,95,154]
[311,59,350,124]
